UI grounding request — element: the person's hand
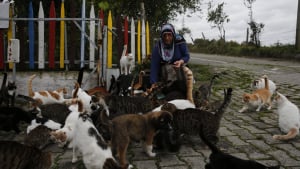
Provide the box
[173,59,184,68]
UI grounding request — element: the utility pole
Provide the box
[296,0,300,49]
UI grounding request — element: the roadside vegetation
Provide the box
[188,39,299,61]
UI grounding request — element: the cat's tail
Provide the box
[273,128,299,140]
[215,88,233,117]
[28,74,37,97]
[209,74,219,89]
[1,72,7,90]
[182,66,194,104]
[199,125,220,154]
[77,67,84,86]
[262,75,269,90]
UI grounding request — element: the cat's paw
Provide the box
[147,152,156,157]
[127,164,134,169]
[272,135,281,140]
[71,157,78,163]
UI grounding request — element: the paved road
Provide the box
[1,54,300,169]
[190,53,300,86]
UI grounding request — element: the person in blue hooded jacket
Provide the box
[150,23,190,85]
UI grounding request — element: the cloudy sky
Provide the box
[172,0,298,46]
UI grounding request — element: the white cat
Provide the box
[71,112,127,169]
[251,75,276,95]
[272,92,300,140]
[120,45,135,75]
[152,99,195,112]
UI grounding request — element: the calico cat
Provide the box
[194,74,219,109]
[28,74,68,105]
[0,72,17,107]
[0,140,52,169]
[239,76,272,113]
[159,88,232,147]
[72,82,109,115]
[24,125,54,150]
[0,106,36,133]
[272,92,300,140]
[120,44,134,75]
[199,127,280,169]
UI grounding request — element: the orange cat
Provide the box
[28,74,68,105]
[239,76,272,113]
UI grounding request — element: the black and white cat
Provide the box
[0,72,17,107]
[72,112,127,169]
[199,127,280,169]
[0,106,36,133]
[27,116,62,134]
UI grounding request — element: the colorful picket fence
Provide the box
[0,1,151,71]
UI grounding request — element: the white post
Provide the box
[80,0,86,68]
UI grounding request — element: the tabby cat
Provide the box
[37,103,71,125]
[24,125,54,150]
[159,88,233,148]
[160,64,194,103]
[0,140,52,169]
[194,74,219,109]
[0,72,17,107]
[199,127,280,169]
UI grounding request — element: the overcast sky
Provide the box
[172,0,298,46]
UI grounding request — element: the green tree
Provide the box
[244,0,264,47]
[207,2,230,40]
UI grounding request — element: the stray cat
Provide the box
[72,82,109,115]
[120,44,134,75]
[239,76,272,113]
[272,92,300,140]
[157,88,232,150]
[28,74,68,105]
[0,140,52,169]
[160,65,194,104]
[199,127,280,169]
[251,75,276,95]
[0,72,17,107]
[152,99,195,112]
[27,116,62,134]
[0,106,36,133]
[71,112,126,169]
[194,74,219,109]
[50,98,83,148]
[37,103,71,125]
[24,125,54,150]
